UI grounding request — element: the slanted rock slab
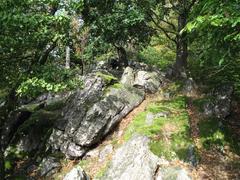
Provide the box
[156,167,191,180]
[100,135,159,180]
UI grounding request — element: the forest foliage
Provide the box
[1,0,240,98]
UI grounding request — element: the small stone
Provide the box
[84,148,99,159]
[66,143,86,158]
[187,145,198,167]
[145,113,155,126]
[155,112,169,118]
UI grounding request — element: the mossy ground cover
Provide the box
[190,95,240,155]
[189,96,240,178]
[124,84,193,161]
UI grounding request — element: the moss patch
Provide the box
[111,83,123,89]
[96,72,118,85]
[19,103,42,112]
[44,100,66,111]
[124,92,193,161]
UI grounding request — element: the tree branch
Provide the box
[188,0,198,11]
[147,12,177,44]
[150,8,177,31]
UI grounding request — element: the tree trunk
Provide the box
[175,13,188,72]
[65,46,71,69]
[0,149,5,179]
[38,42,56,65]
[116,46,128,67]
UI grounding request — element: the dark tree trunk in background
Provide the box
[0,149,4,179]
[117,46,128,67]
[38,42,56,65]
[175,13,188,73]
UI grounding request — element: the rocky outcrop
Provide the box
[4,63,163,178]
[48,74,145,158]
[100,135,159,180]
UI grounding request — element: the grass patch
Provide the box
[94,161,111,179]
[124,93,193,161]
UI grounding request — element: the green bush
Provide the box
[17,64,83,98]
[189,56,240,96]
[137,45,175,70]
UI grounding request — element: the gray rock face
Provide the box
[101,135,159,180]
[48,74,145,158]
[120,67,162,93]
[64,166,90,180]
[39,157,61,177]
[204,84,233,119]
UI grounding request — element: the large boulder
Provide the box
[100,135,159,180]
[120,67,162,93]
[133,71,161,93]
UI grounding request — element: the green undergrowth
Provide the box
[0,88,7,101]
[198,117,240,155]
[198,118,226,151]
[124,92,193,161]
[190,93,240,155]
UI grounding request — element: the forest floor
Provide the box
[54,81,240,180]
